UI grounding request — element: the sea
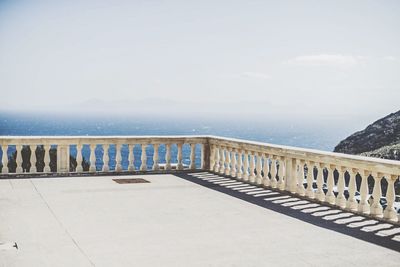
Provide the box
[0,112,358,170]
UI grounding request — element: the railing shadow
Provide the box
[176,171,400,252]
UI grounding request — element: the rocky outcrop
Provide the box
[334,110,400,160]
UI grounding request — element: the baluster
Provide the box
[270,156,278,188]
[30,145,37,172]
[115,144,122,172]
[383,174,398,221]
[218,147,225,174]
[325,164,335,204]
[315,163,325,201]
[128,144,135,171]
[15,145,23,173]
[249,152,256,184]
[370,172,383,217]
[335,167,346,208]
[76,144,83,172]
[165,143,172,170]
[296,160,305,196]
[213,145,220,172]
[225,147,231,175]
[358,170,370,214]
[209,145,216,171]
[236,149,243,180]
[230,149,237,178]
[102,144,110,172]
[1,145,9,173]
[89,144,96,172]
[177,143,183,170]
[262,154,270,187]
[189,143,196,170]
[153,144,160,170]
[43,144,51,173]
[140,144,147,171]
[277,157,285,190]
[305,162,315,198]
[243,151,249,181]
[346,168,357,211]
[289,158,298,193]
[255,152,262,185]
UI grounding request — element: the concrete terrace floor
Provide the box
[0,172,400,267]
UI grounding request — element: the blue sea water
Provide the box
[0,112,352,170]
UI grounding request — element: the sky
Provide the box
[0,0,399,126]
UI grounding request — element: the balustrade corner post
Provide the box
[383,174,398,222]
[57,144,70,173]
[1,144,9,174]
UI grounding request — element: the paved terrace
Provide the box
[1,172,399,267]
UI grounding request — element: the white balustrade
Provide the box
[1,135,400,223]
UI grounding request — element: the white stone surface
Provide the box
[0,174,399,267]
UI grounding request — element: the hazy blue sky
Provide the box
[0,0,399,124]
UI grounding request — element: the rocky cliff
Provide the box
[334,110,400,160]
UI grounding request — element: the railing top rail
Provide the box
[207,135,400,175]
[0,135,209,145]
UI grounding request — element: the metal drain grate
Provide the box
[112,178,150,184]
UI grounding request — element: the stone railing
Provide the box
[1,135,400,222]
[0,136,209,175]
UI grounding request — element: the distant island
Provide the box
[334,110,400,160]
